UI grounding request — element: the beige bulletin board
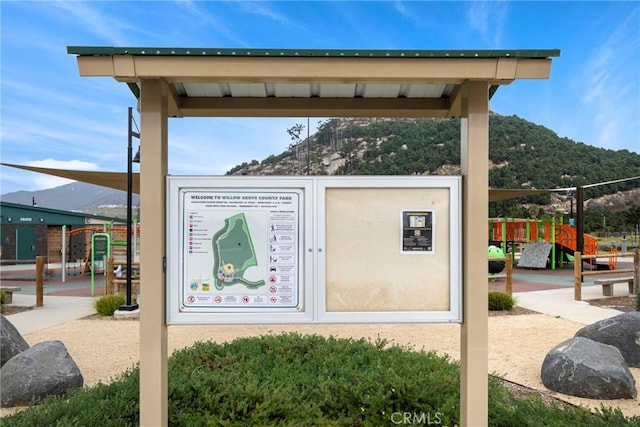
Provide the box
[317,177,461,323]
[167,176,461,324]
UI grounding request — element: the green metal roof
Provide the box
[0,201,125,225]
[67,46,560,59]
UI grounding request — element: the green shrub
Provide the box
[3,334,638,426]
[92,294,126,316]
[488,291,516,311]
[0,290,6,305]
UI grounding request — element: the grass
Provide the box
[2,333,638,426]
[488,291,516,311]
[596,236,639,251]
[92,294,126,316]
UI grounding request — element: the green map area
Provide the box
[211,213,265,290]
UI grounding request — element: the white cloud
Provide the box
[27,159,100,171]
[466,1,507,48]
[174,0,248,46]
[25,159,100,190]
[577,9,640,151]
[394,1,410,19]
[46,2,132,46]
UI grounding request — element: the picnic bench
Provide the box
[593,277,634,296]
[0,286,22,304]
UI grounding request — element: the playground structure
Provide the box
[489,217,598,269]
[61,223,140,295]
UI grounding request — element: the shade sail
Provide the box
[2,163,565,201]
[2,163,140,194]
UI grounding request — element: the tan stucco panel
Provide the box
[325,188,450,312]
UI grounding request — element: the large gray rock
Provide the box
[0,314,29,367]
[575,311,640,367]
[541,337,636,399]
[0,340,83,407]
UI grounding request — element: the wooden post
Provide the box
[106,256,114,295]
[506,256,513,295]
[36,256,45,307]
[460,81,489,427]
[574,251,582,301]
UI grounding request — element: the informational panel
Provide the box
[182,190,302,309]
[401,210,434,253]
[167,176,461,324]
[167,177,313,324]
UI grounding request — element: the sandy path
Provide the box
[2,314,640,418]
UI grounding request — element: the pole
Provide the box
[574,251,582,300]
[120,107,139,311]
[36,256,45,307]
[61,225,66,283]
[576,186,584,255]
[306,117,310,174]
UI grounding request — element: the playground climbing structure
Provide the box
[488,217,598,269]
[61,223,140,280]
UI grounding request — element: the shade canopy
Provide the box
[67,47,559,119]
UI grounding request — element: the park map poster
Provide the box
[180,190,302,310]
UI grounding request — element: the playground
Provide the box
[1,217,638,300]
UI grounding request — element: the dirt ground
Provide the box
[2,307,640,419]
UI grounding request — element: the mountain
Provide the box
[227,114,640,231]
[1,181,138,218]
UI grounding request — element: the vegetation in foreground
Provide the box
[2,333,637,426]
[92,294,126,316]
[488,291,516,311]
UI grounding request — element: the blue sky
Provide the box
[1,1,639,195]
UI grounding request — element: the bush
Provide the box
[489,291,516,311]
[0,290,6,305]
[92,294,126,316]
[2,334,638,426]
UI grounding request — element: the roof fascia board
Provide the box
[76,56,552,81]
[75,56,116,76]
[495,58,518,79]
[178,97,451,118]
[514,58,553,79]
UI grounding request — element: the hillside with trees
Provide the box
[228,113,640,233]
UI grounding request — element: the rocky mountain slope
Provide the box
[228,115,640,220]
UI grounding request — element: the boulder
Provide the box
[575,311,640,367]
[0,340,83,407]
[541,337,636,399]
[0,314,29,367]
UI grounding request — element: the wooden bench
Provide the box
[594,277,634,296]
[0,287,22,304]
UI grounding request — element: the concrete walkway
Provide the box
[514,284,626,324]
[4,294,95,335]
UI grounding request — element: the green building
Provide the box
[0,202,125,263]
